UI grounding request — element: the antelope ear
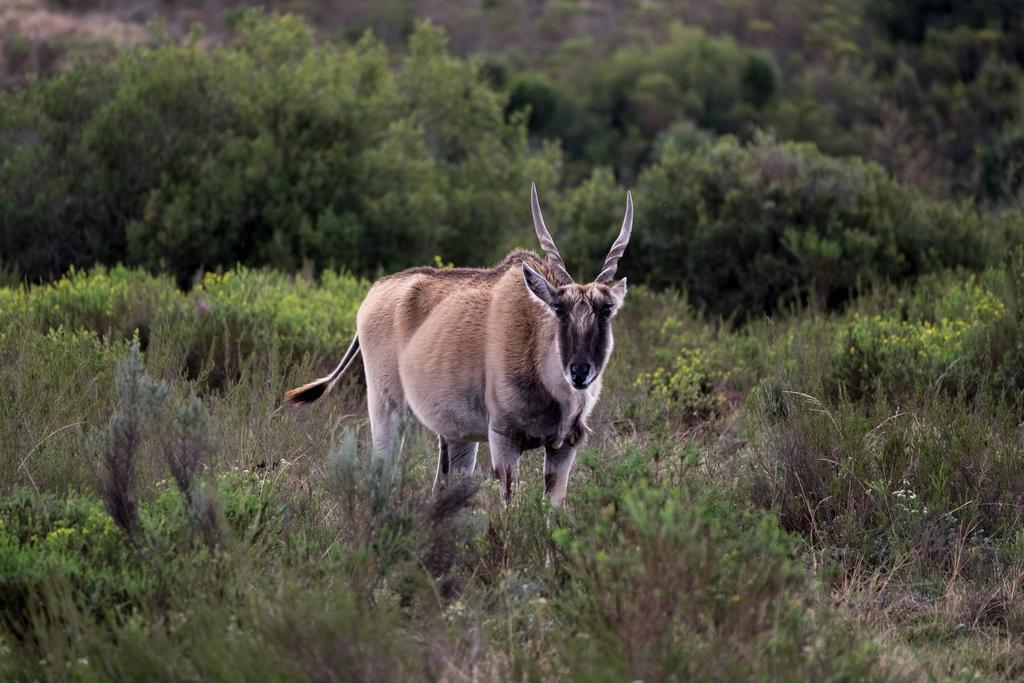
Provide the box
[609,277,627,308]
[523,263,556,306]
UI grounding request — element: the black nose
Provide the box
[570,363,592,386]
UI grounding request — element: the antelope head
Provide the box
[523,184,632,391]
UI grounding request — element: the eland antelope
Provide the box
[285,184,633,506]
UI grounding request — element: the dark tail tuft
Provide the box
[284,378,329,405]
[284,335,361,407]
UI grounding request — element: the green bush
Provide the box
[629,314,764,422]
[0,265,370,491]
[0,326,130,491]
[487,0,1024,206]
[746,263,1024,585]
[980,123,1024,201]
[0,491,144,622]
[2,36,32,73]
[192,267,367,366]
[552,482,889,681]
[0,13,557,285]
[835,275,1009,398]
[6,583,427,682]
[511,22,779,179]
[0,266,179,340]
[0,471,329,628]
[867,0,1023,44]
[611,135,1011,316]
[0,263,367,380]
[633,345,723,418]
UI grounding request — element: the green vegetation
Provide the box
[570,136,1023,315]
[490,0,1024,201]
[3,2,1024,679]
[4,263,1024,679]
[0,16,556,285]
[2,9,1023,319]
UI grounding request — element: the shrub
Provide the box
[0,470,322,633]
[980,123,1024,202]
[0,60,120,280]
[0,326,130,492]
[0,266,370,493]
[0,14,558,285]
[628,313,760,418]
[2,265,179,340]
[749,388,1024,581]
[193,267,367,359]
[2,36,32,73]
[633,345,723,418]
[95,342,169,539]
[748,265,1024,584]
[0,264,368,388]
[0,491,145,625]
[558,166,624,281]
[506,71,563,135]
[4,575,431,682]
[542,23,779,178]
[551,483,889,681]
[834,275,1009,399]
[611,135,1011,316]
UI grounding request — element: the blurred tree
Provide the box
[0,13,558,284]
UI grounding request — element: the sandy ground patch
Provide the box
[1,0,150,45]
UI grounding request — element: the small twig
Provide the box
[783,390,841,434]
[18,421,85,493]
[870,409,907,433]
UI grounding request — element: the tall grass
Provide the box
[4,263,1024,679]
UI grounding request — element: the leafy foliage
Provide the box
[0,14,556,285]
[506,23,779,183]
[835,275,1010,398]
[574,135,1019,316]
[3,12,1021,324]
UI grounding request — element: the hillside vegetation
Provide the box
[2,9,1023,312]
[3,3,1024,681]
[3,1,1023,201]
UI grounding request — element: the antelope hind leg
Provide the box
[433,437,479,496]
[367,384,406,459]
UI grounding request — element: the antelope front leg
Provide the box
[487,428,522,504]
[543,444,577,508]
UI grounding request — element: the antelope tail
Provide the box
[284,335,361,405]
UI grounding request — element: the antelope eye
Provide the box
[552,303,565,316]
[598,304,613,318]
